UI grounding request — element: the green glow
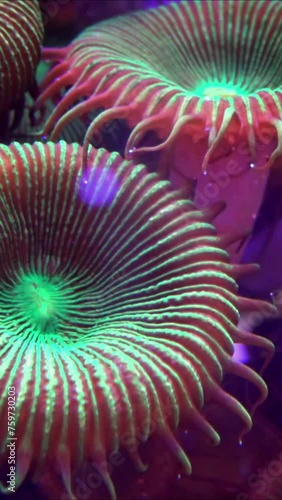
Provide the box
[39,0,282,162]
[14,274,64,334]
[195,82,248,99]
[0,141,271,500]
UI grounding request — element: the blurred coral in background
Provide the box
[41,0,171,44]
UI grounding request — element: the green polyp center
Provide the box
[14,274,64,334]
[203,86,238,98]
[195,81,248,99]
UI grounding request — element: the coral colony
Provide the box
[0,1,281,499]
[34,0,282,261]
[0,141,274,498]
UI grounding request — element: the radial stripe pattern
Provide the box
[0,142,274,499]
[34,0,282,172]
[0,0,43,112]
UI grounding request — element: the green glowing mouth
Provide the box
[195,82,248,99]
[14,274,64,334]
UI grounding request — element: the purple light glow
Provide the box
[232,343,250,364]
[144,0,175,8]
[79,166,120,208]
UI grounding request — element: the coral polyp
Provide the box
[35,0,282,172]
[0,142,274,499]
[32,0,282,262]
[0,0,43,134]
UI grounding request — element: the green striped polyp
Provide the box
[37,0,282,171]
[0,142,274,499]
[0,0,43,111]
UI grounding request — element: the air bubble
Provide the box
[249,162,255,168]
[270,289,282,309]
